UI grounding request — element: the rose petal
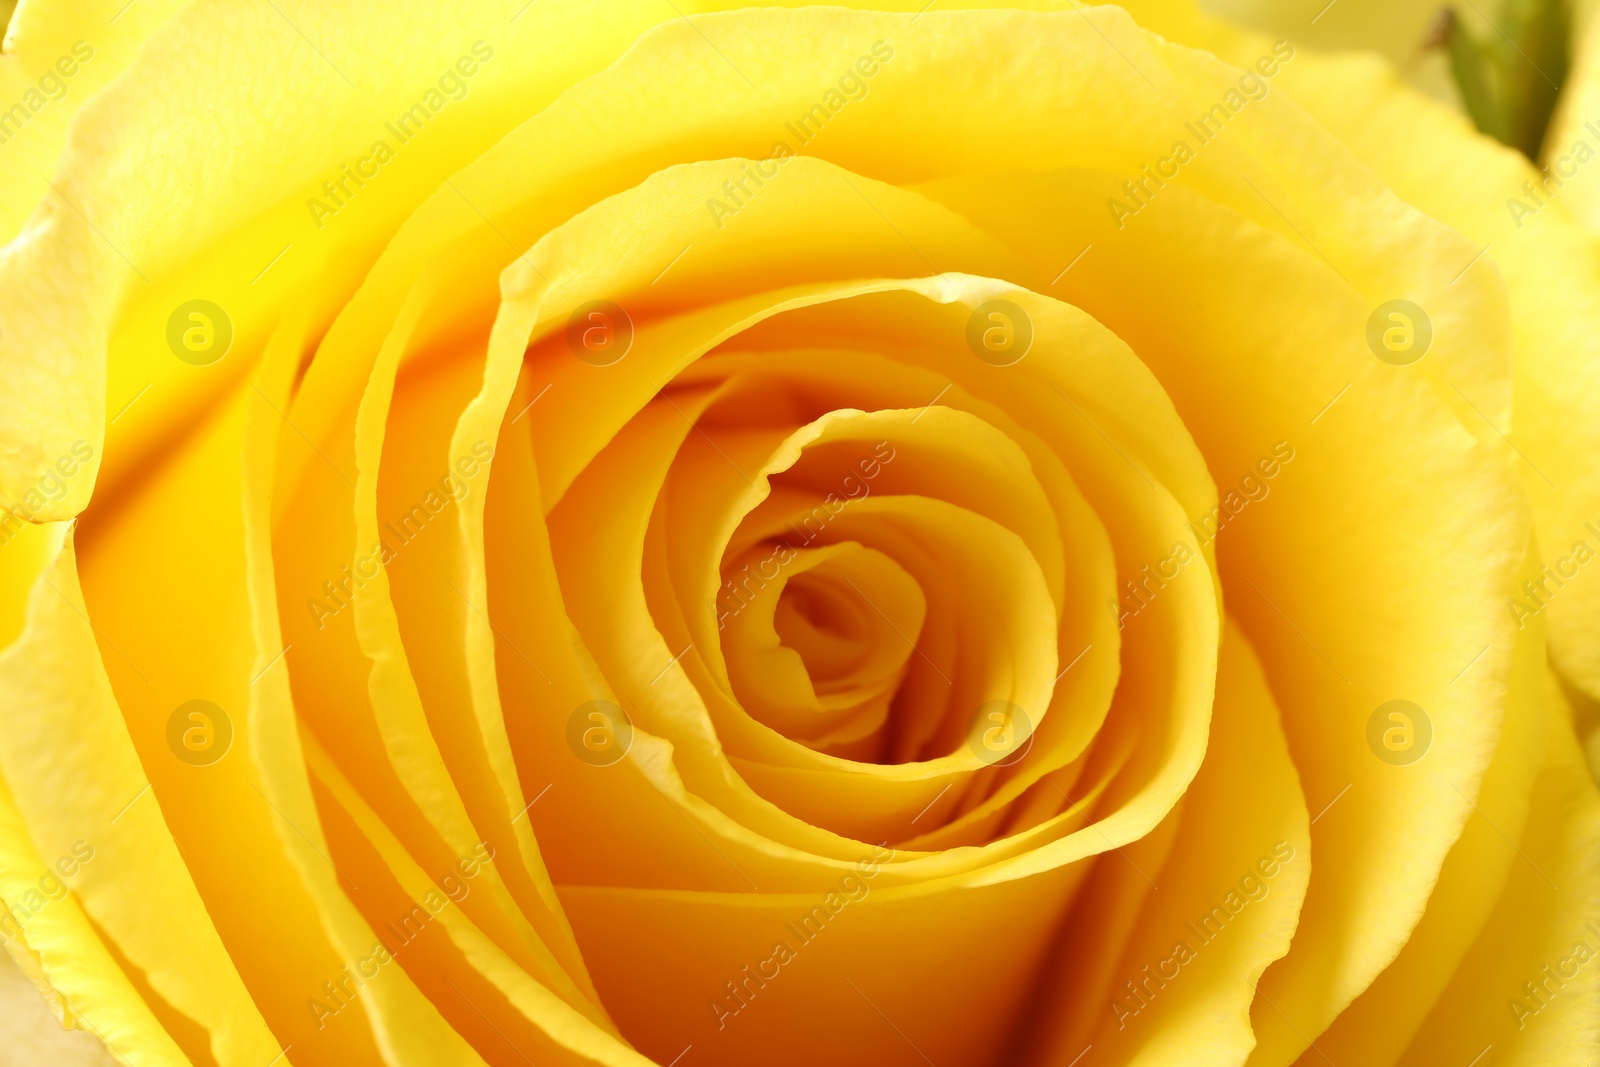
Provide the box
[1022,618,1311,1067]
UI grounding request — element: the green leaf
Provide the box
[1441,0,1571,159]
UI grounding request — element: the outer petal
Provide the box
[0,0,777,523]
[0,523,281,1066]
[0,0,190,242]
[0,948,114,1066]
[1396,676,1600,1065]
[1237,20,1600,722]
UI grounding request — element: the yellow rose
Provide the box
[0,2,1596,1066]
